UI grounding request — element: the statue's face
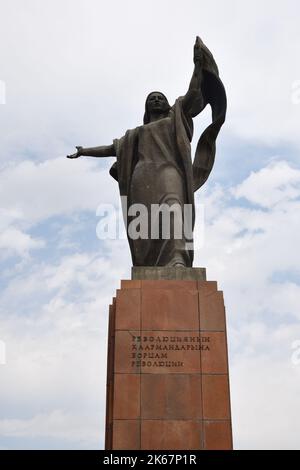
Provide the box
[147,92,168,114]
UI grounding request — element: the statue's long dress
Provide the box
[129,114,190,266]
[113,99,195,267]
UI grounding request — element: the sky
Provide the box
[0,0,300,450]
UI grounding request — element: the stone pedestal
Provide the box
[105,276,232,450]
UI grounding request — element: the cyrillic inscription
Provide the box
[130,334,210,368]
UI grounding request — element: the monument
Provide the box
[67,37,232,450]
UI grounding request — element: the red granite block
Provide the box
[198,280,217,293]
[141,420,202,450]
[141,374,202,419]
[112,420,140,450]
[203,420,232,450]
[113,374,140,419]
[202,375,230,420]
[199,290,225,331]
[121,280,142,289]
[200,332,228,374]
[141,288,199,331]
[115,288,141,330]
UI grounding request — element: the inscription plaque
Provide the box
[131,334,210,369]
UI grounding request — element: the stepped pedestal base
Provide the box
[105,275,232,450]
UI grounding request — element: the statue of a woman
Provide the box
[67,37,226,268]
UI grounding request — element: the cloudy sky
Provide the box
[0,0,300,450]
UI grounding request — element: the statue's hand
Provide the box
[194,36,203,65]
[66,146,83,159]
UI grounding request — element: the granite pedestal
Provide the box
[105,269,232,450]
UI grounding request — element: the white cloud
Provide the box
[0,157,118,224]
[233,161,300,208]
[0,226,44,259]
[0,410,100,447]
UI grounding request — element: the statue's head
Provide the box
[144,91,171,124]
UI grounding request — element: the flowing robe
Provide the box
[113,98,194,266]
[110,46,227,267]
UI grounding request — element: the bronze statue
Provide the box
[67,37,226,268]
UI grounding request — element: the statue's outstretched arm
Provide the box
[182,36,203,116]
[67,144,116,159]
